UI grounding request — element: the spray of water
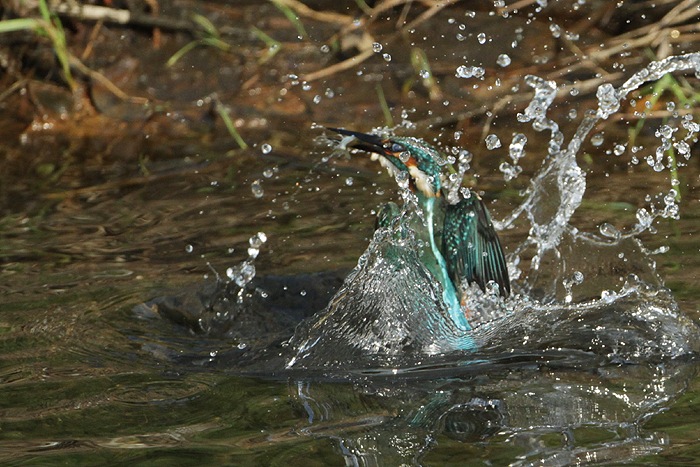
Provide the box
[287,53,700,369]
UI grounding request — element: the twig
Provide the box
[403,0,459,31]
[53,3,248,36]
[498,0,540,15]
[303,48,374,82]
[0,79,28,103]
[271,0,353,24]
[80,19,103,61]
[69,56,150,105]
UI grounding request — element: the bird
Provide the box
[329,128,510,331]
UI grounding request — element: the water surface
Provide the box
[1,2,700,465]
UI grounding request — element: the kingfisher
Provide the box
[329,128,510,332]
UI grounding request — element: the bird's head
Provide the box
[329,128,443,198]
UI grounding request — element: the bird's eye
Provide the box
[389,142,405,153]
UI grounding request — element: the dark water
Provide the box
[1,125,699,464]
[2,4,700,465]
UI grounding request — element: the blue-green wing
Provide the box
[442,193,510,297]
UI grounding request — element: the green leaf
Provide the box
[0,18,40,33]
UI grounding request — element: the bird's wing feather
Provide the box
[442,193,510,297]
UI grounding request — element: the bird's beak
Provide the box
[327,127,389,156]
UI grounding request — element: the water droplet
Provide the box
[254,232,268,244]
[485,134,502,150]
[499,162,522,181]
[485,281,500,296]
[508,133,527,162]
[655,124,675,139]
[599,222,620,239]
[477,32,487,44]
[419,69,430,79]
[455,65,485,79]
[613,144,626,156]
[636,208,652,229]
[185,244,194,253]
[681,116,699,133]
[600,289,616,303]
[372,42,383,53]
[261,143,272,154]
[674,140,690,159]
[664,190,677,205]
[496,54,511,67]
[251,179,264,198]
[395,171,410,189]
[313,95,322,104]
[596,83,620,119]
[227,262,256,287]
[383,53,392,62]
[549,23,561,38]
[263,168,274,178]
[345,176,354,186]
[590,133,604,146]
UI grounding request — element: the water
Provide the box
[283,53,700,370]
[1,21,700,467]
[129,54,700,464]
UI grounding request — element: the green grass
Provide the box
[166,13,231,67]
[0,0,74,89]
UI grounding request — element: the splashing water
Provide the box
[286,53,700,369]
[505,53,700,297]
[146,54,699,372]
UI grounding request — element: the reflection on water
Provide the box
[285,356,695,465]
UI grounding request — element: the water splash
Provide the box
[226,232,267,291]
[505,53,700,298]
[287,53,700,369]
[286,209,477,370]
[147,54,699,372]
